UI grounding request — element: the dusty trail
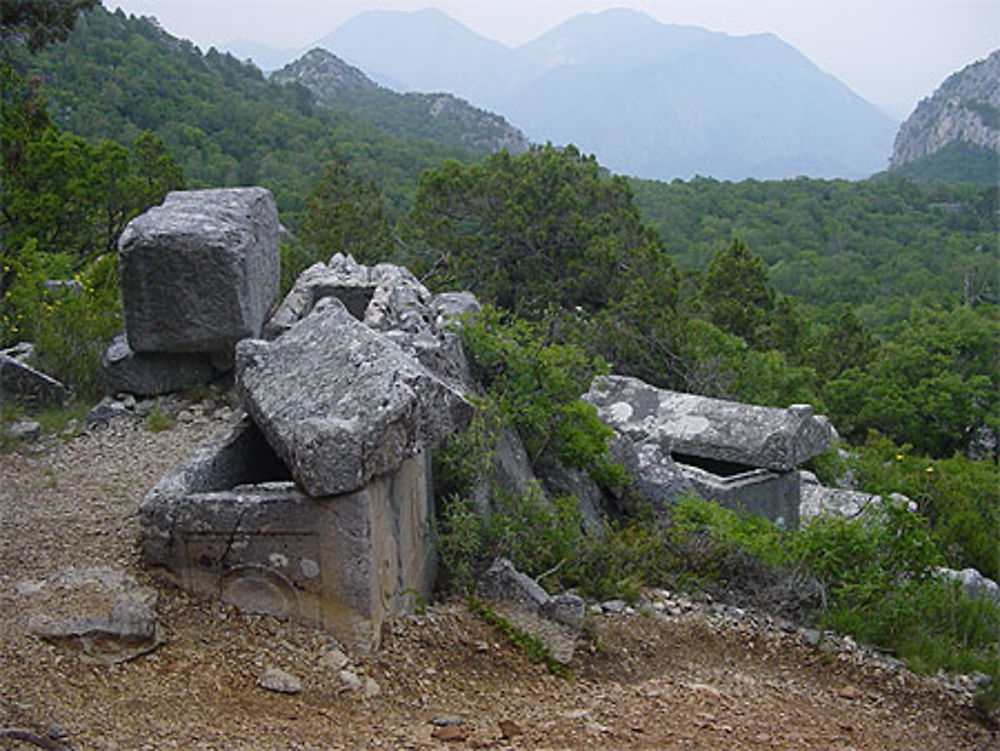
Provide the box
[1,410,995,750]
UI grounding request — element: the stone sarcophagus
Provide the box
[140,416,435,652]
[585,376,835,527]
[140,254,474,651]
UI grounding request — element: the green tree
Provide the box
[810,304,878,380]
[700,237,775,346]
[299,152,395,267]
[763,295,811,364]
[1,0,97,52]
[824,305,999,456]
[406,144,675,320]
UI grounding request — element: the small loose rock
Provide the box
[257,667,302,694]
[338,669,363,692]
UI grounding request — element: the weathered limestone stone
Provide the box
[799,483,882,522]
[42,279,82,296]
[265,254,424,339]
[684,463,801,528]
[937,567,1000,605]
[21,568,161,664]
[585,376,832,526]
[585,375,833,471]
[236,297,472,497]
[0,351,70,406]
[4,418,41,442]
[1,341,35,363]
[118,187,279,355]
[468,427,538,515]
[535,463,607,530]
[608,435,694,516]
[476,558,584,664]
[140,414,437,652]
[100,334,220,397]
[257,667,302,694]
[362,263,435,336]
[263,255,476,389]
[264,260,371,339]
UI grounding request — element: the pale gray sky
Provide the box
[109,0,999,119]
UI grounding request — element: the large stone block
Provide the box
[681,462,801,528]
[476,558,584,664]
[236,297,472,497]
[118,187,279,355]
[264,255,476,389]
[140,415,436,652]
[799,482,882,522]
[585,375,833,472]
[100,334,220,397]
[608,435,694,517]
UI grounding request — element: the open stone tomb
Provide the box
[585,375,836,527]
[139,253,473,652]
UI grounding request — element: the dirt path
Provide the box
[1,411,996,750]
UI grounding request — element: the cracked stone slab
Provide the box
[20,567,162,664]
[236,296,472,497]
[0,352,70,406]
[263,255,476,390]
[585,375,834,471]
[476,558,584,664]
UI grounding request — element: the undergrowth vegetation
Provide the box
[434,304,1000,715]
[439,483,1000,710]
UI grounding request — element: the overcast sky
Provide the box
[109,1,998,119]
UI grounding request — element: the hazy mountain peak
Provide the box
[271,48,377,96]
[314,8,534,102]
[315,7,896,180]
[221,37,302,72]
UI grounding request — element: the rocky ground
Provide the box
[1,401,997,750]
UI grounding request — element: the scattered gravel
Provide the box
[1,404,996,749]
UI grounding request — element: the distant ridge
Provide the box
[272,48,529,156]
[310,8,896,181]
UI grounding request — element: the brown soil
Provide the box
[1,410,996,750]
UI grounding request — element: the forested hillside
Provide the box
[630,175,998,326]
[272,48,529,158]
[12,5,506,219]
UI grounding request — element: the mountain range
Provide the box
[271,48,529,157]
[227,8,898,181]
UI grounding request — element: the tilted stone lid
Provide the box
[236,297,473,497]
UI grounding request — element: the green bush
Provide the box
[809,432,1000,581]
[2,247,121,400]
[670,495,999,685]
[454,305,623,485]
[436,484,586,595]
[436,483,675,603]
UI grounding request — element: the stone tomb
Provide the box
[141,414,437,653]
[106,187,280,396]
[140,256,473,652]
[586,376,835,526]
